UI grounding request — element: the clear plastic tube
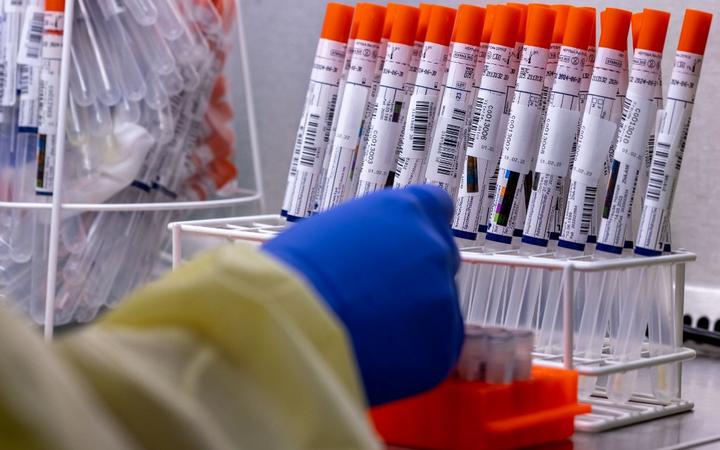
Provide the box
[457,325,488,381]
[104,14,147,102]
[158,70,184,97]
[153,0,186,41]
[511,329,533,381]
[120,12,176,77]
[122,0,158,26]
[485,328,515,384]
[113,96,141,124]
[69,47,95,107]
[74,0,123,106]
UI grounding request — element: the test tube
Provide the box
[351,6,421,199]
[423,5,485,196]
[316,4,387,211]
[392,5,455,189]
[511,329,534,381]
[451,5,520,242]
[354,3,431,197]
[280,3,356,217]
[485,328,515,384]
[122,0,158,26]
[120,11,177,77]
[153,0,187,41]
[595,9,670,257]
[457,324,488,381]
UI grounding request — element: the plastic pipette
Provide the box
[451,5,520,243]
[423,5,485,197]
[316,4,386,211]
[355,5,420,197]
[280,3,355,220]
[392,5,455,189]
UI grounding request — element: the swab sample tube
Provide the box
[485,328,515,384]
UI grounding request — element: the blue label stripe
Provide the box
[587,235,597,244]
[131,180,151,192]
[549,232,560,240]
[286,214,304,223]
[635,246,661,257]
[596,242,623,255]
[558,239,585,252]
[624,240,634,249]
[478,224,487,233]
[513,228,523,237]
[486,232,512,245]
[18,126,39,134]
[280,210,288,217]
[522,235,548,248]
[453,229,477,241]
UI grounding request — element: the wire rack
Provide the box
[0,0,265,339]
[168,213,697,432]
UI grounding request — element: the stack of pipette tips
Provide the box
[0,0,240,325]
[284,3,712,405]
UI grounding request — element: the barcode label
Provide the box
[645,141,669,202]
[579,185,597,235]
[18,65,31,95]
[435,123,462,176]
[324,94,337,143]
[17,10,44,66]
[411,100,431,152]
[488,165,499,201]
[451,107,466,121]
[466,96,484,149]
[299,113,321,167]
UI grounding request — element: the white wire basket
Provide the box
[168,213,697,433]
[0,0,265,338]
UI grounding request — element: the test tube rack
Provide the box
[168,213,697,433]
[0,0,265,338]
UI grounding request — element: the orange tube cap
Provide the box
[481,4,497,44]
[490,5,520,48]
[599,8,632,52]
[678,9,713,55]
[636,9,670,53]
[383,3,398,39]
[508,3,529,43]
[525,4,556,49]
[356,3,386,43]
[426,5,456,46]
[390,5,420,46]
[416,3,433,42]
[320,3,355,43]
[452,5,485,46]
[562,6,594,50]
[551,4,570,44]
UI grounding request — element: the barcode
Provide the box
[646,141,669,202]
[411,100,431,152]
[451,107,466,122]
[299,113,321,167]
[23,12,44,60]
[487,165,499,201]
[18,65,31,95]
[619,97,632,125]
[646,133,655,169]
[436,124,462,176]
[324,94,337,143]
[466,96,484,149]
[579,185,597,235]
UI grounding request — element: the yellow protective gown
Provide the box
[0,245,381,450]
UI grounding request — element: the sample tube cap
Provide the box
[46,0,65,12]
[508,3,529,44]
[525,4,556,49]
[490,5,520,49]
[426,5,456,46]
[390,5,420,46]
[599,8,632,52]
[356,3,386,43]
[584,7,597,48]
[678,9,713,55]
[452,5,485,46]
[636,9,671,53]
[416,3,433,42]
[383,3,398,39]
[210,159,238,189]
[631,11,642,50]
[321,3,355,43]
[562,6,594,50]
[551,4,570,44]
[481,4,497,44]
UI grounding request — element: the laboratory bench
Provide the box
[388,354,720,450]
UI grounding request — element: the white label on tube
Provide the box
[319,39,379,211]
[636,52,701,253]
[597,50,662,251]
[17,6,44,67]
[17,64,39,128]
[282,38,346,214]
[34,10,63,196]
[425,42,479,194]
[451,43,514,239]
[356,42,412,196]
[0,10,20,106]
[394,42,448,188]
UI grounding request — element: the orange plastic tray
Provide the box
[371,367,591,450]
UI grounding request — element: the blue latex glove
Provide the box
[263,185,463,406]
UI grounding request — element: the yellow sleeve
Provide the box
[56,244,380,450]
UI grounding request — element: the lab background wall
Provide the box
[235,0,720,316]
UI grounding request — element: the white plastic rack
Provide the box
[169,213,697,432]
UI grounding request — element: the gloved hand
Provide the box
[263,185,463,406]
